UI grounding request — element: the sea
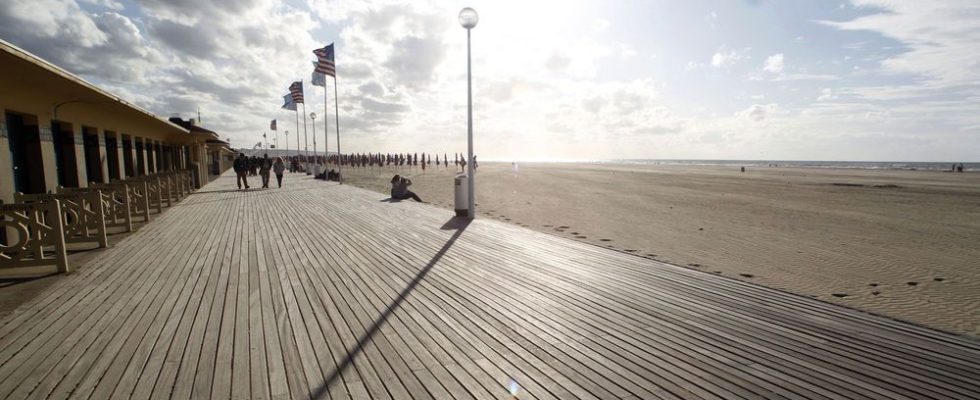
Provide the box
[602,160,979,172]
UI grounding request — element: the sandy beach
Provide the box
[334,161,980,337]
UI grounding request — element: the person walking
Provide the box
[273,156,286,188]
[233,153,249,190]
[259,153,272,188]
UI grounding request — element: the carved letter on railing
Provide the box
[16,191,109,250]
[0,201,69,273]
[121,180,151,223]
[74,184,133,233]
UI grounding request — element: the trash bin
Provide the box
[454,173,468,217]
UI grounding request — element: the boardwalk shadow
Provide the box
[311,216,470,399]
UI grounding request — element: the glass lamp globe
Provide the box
[310,112,317,119]
[459,7,478,29]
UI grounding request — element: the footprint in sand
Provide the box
[832,293,849,298]
[570,231,579,235]
[739,273,755,278]
[872,291,881,296]
[558,225,571,229]
[605,244,614,248]
[646,254,657,257]
[624,249,638,253]
[600,238,612,242]
[712,271,723,275]
[868,283,879,287]
[687,263,702,268]
[933,277,945,282]
[575,235,587,239]
[907,281,918,286]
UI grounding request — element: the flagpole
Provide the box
[302,101,308,173]
[294,108,300,165]
[333,74,342,183]
[323,74,330,171]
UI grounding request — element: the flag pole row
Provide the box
[271,43,341,181]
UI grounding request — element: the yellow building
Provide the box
[0,39,232,204]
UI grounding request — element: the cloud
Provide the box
[0,0,107,48]
[763,53,784,73]
[823,0,980,87]
[382,35,447,87]
[80,0,123,10]
[545,51,572,72]
[735,104,778,122]
[817,88,838,101]
[712,48,749,68]
[147,19,220,59]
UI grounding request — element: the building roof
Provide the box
[168,117,220,138]
[0,38,191,139]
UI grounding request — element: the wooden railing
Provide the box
[59,185,133,234]
[1,169,197,274]
[92,180,150,223]
[15,191,109,250]
[0,202,69,273]
[126,175,163,214]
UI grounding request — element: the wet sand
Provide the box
[335,162,980,337]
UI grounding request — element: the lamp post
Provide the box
[310,112,318,175]
[459,6,478,219]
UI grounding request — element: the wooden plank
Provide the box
[0,171,977,400]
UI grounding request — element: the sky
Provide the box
[1,0,978,161]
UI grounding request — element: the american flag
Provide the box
[270,119,277,130]
[313,43,336,77]
[289,81,304,103]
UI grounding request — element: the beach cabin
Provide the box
[0,39,233,205]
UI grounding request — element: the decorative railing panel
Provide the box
[60,185,133,234]
[0,201,69,273]
[131,176,164,214]
[155,173,173,207]
[15,191,108,249]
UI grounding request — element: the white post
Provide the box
[323,82,330,168]
[466,27,475,219]
[333,74,342,183]
[310,112,317,175]
[301,102,308,172]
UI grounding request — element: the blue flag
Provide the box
[312,62,326,87]
[281,94,296,111]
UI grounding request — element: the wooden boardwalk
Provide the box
[0,171,978,399]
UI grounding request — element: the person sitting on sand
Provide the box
[390,175,423,202]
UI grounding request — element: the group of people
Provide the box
[233,153,286,190]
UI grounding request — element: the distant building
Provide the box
[0,38,232,203]
[167,117,234,179]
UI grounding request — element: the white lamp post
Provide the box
[459,7,478,219]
